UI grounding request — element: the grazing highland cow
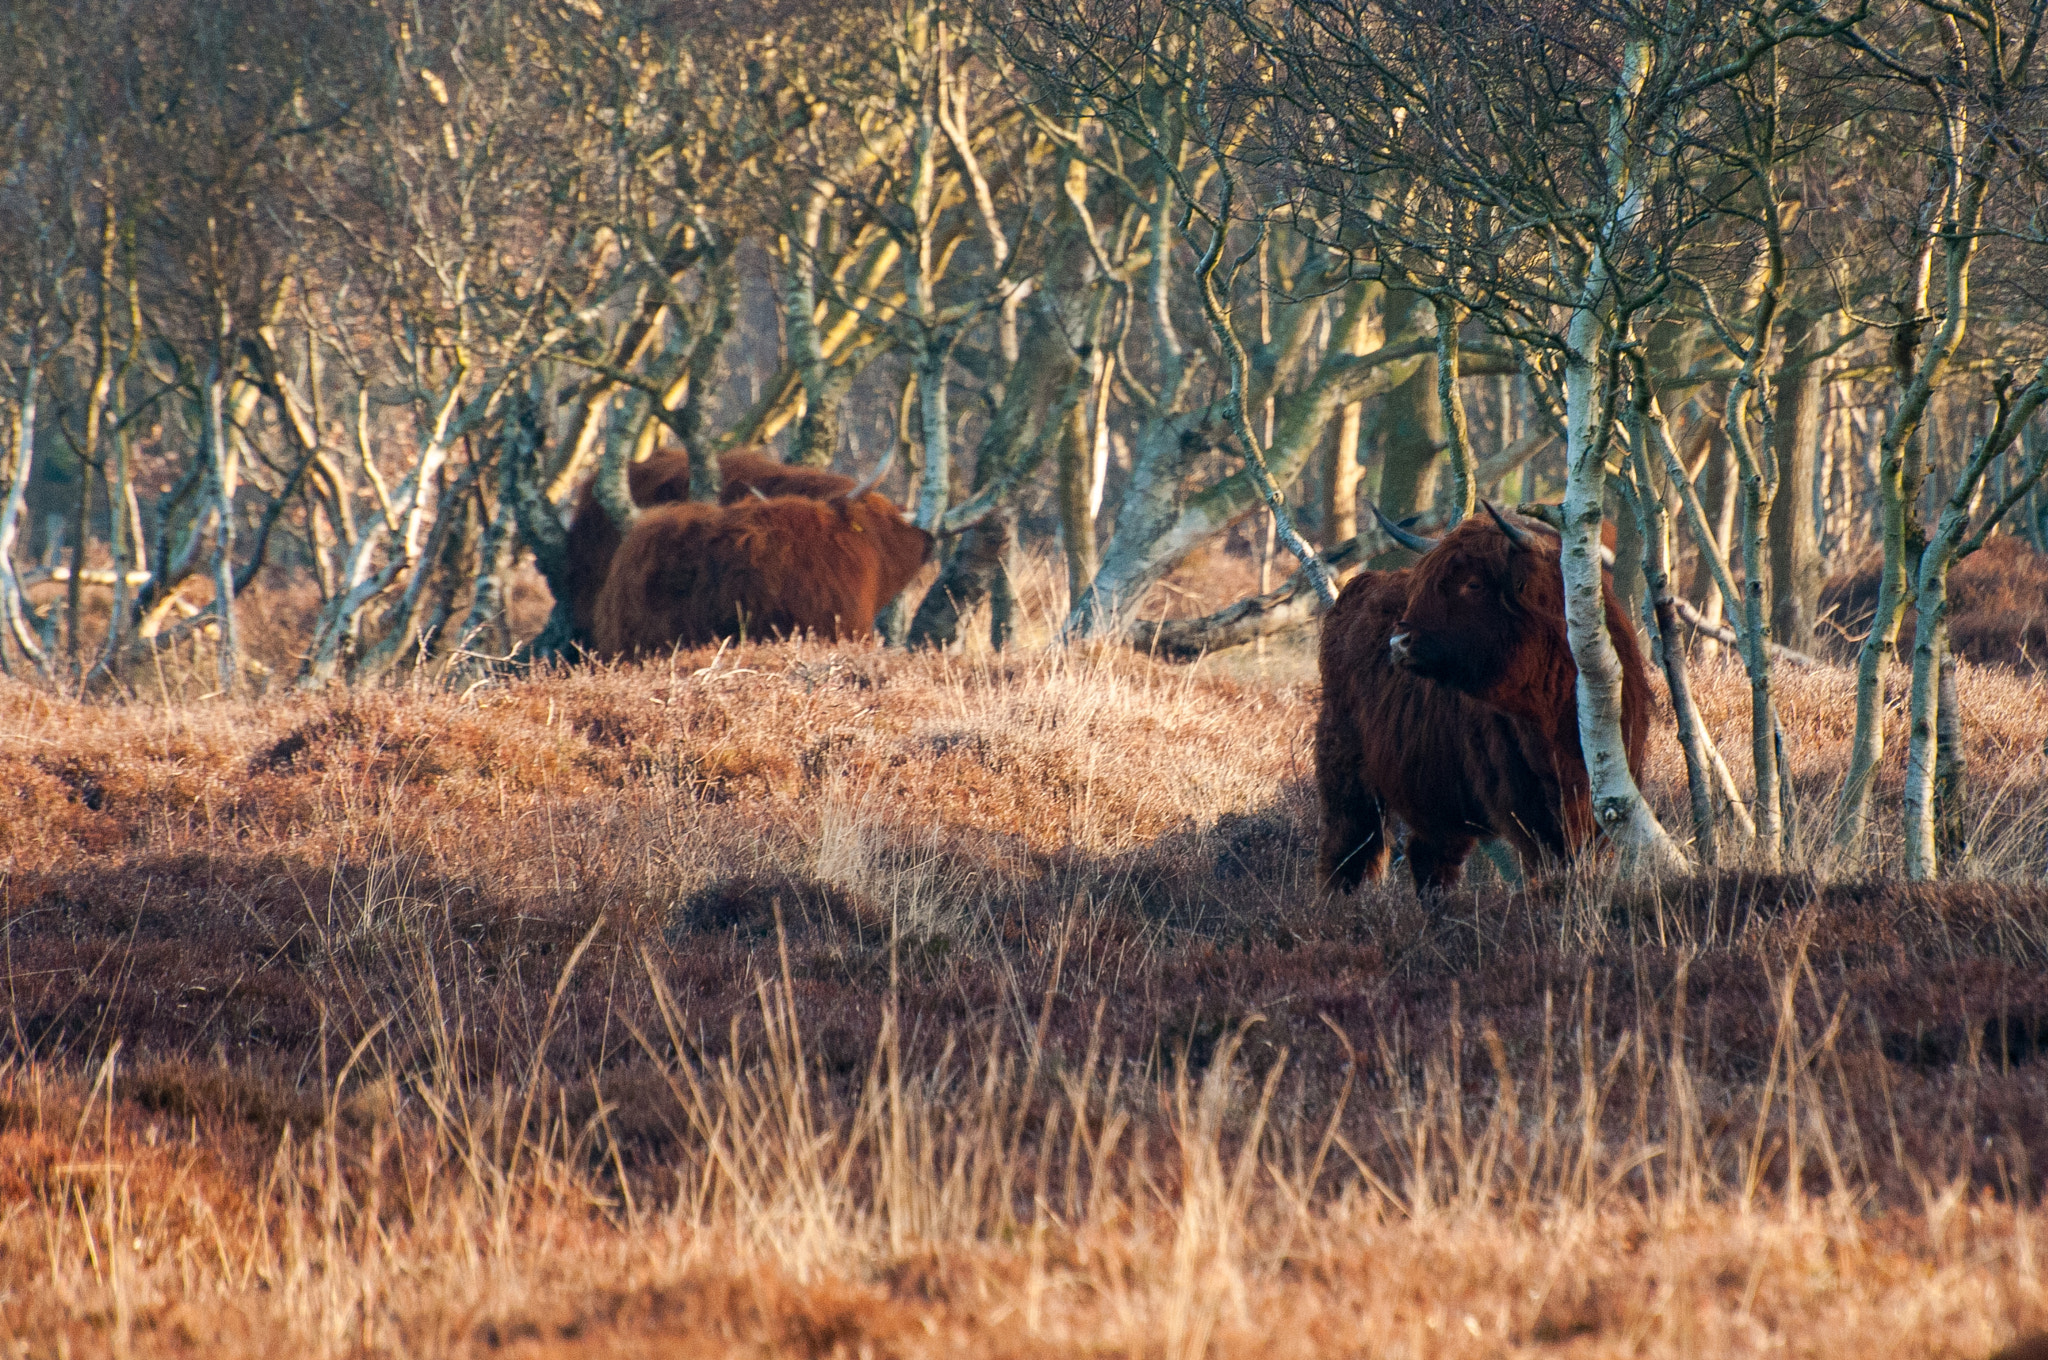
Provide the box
[1316,504,1651,893]
[590,455,931,658]
[560,449,858,641]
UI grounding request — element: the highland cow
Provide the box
[1316,505,1651,893]
[560,449,859,641]
[590,461,931,658]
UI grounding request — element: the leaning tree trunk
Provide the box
[1626,364,1724,862]
[1557,248,1687,872]
[1839,151,1992,852]
[1900,359,2048,877]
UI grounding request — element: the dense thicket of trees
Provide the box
[4,0,2047,878]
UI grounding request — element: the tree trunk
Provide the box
[1321,398,1367,544]
[1433,295,1475,521]
[911,300,1090,647]
[1373,291,1444,529]
[1730,390,1784,866]
[1629,362,1754,863]
[1561,307,1687,874]
[1897,358,2048,875]
[1769,310,1824,652]
[1901,554,1948,880]
[1608,475,1649,649]
[987,543,1017,651]
[1840,148,1993,852]
[1687,431,1737,654]
[456,492,520,667]
[353,464,479,681]
[1934,651,1967,865]
[1634,483,1716,860]
[502,389,581,668]
[911,345,952,533]
[0,364,47,672]
[1055,367,1098,602]
[97,369,138,680]
[1835,431,1915,852]
[204,365,242,693]
[907,511,1014,650]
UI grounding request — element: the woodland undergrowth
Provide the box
[3,611,2048,1356]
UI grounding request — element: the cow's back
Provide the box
[592,498,887,657]
[717,451,855,504]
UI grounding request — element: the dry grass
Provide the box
[4,598,2048,1356]
[1820,534,2048,674]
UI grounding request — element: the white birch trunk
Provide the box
[1627,372,1724,861]
[1835,432,1912,852]
[1900,364,2048,877]
[1560,308,1687,874]
[301,374,486,683]
[1900,562,1947,880]
[912,346,951,532]
[204,364,242,692]
[0,364,47,669]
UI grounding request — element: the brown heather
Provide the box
[4,600,2048,1356]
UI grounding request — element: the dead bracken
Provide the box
[3,638,2047,1356]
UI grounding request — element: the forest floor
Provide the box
[4,613,2048,1357]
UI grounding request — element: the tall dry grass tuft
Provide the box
[3,629,2047,1354]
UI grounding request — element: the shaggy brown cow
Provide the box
[559,449,858,640]
[1316,506,1651,893]
[590,464,931,658]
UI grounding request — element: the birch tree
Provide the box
[1832,0,2048,858]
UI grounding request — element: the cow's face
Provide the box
[847,495,937,599]
[1391,519,1546,699]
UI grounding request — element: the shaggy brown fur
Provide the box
[590,492,932,658]
[1819,534,2048,672]
[559,450,860,642]
[713,450,857,505]
[1316,516,1652,893]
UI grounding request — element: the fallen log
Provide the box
[1125,489,1551,661]
[19,566,153,588]
[1128,538,1367,659]
[1669,596,1821,667]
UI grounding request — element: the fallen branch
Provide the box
[1129,539,1365,658]
[1127,508,1455,658]
[1670,596,1821,667]
[1477,428,1557,490]
[19,566,153,589]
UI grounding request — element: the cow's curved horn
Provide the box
[844,444,896,502]
[1371,502,1440,553]
[1483,499,1539,551]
